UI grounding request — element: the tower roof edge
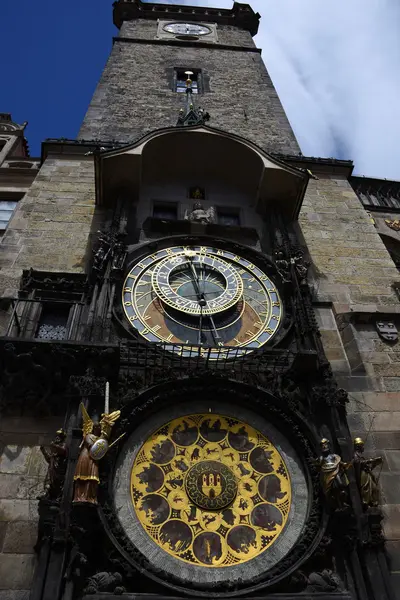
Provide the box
[113,0,260,36]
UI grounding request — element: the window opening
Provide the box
[176,69,199,94]
[153,201,178,221]
[217,208,240,227]
[36,303,70,340]
[0,199,18,230]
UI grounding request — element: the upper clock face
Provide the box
[164,22,211,37]
[122,245,283,358]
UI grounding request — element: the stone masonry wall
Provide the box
[0,155,98,301]
[119,19,257,48]
[79,22,300,155]
[300,174,400,595]
[0,417,59,599]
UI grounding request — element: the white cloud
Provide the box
[147,0,400,179]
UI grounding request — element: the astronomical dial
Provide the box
[122,245,283,358]
[163,22,211,37]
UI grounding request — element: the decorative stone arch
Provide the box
[95,125,309,221]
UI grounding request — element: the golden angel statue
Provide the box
[317,438,351,510]
[73,403,120,504]
[353,437,383,508]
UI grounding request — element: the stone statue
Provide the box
[307,569,341,592]
[73,403,120,504]
[185,202,215,224]
[274,250,291,283]
[317,438,350,510]
[93,231,111,272]
[353,437,383,508]
[40,429,68,500]
[291,250,310,285]
[84,572,125,594]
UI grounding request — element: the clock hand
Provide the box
[198,304,203,345]
[185,259,221,344]
[186,260,206,307]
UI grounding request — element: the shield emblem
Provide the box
[90,438,109,460]
[376,321,398,342]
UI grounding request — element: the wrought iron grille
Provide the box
[120,339,294,389]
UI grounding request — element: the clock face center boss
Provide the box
[122,245,283,356]
[185,460,238,510]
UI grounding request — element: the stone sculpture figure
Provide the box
[353,437,383,508]
[84,571,125,594]
[185,202,215,224]
[274,250,291,283]
[40,429,68,500]
[317,438,350,510]
[73,403,120,504]
[291,250,310,285]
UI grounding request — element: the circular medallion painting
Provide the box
[130,415,291,567]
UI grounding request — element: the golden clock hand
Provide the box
[185,260,206,307]
[183,259,221,343]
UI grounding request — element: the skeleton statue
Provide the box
[317,438,350,510]
[73,403,120,504]
[274,250,291,283]
[291,250,310,286]
[353,437,383,508]
[93,231,111,272]
[185,202,215,224]
[40,429,68,500]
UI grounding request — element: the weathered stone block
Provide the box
[391,574,400,600]
[0,475,22,499]
[380,473,400,504]
[0,554,36,590]
[0,522,6,551]
[3,521,37,554]
[0,591,30,600]
[374,432,400,450]
[0,447,31,475]
[27,448,48,478]
[0,500,31,522]
[387,541,400,571]
[383,504,400,539]
[385,450,400,472]
[382,377,400,392]
[17,477,44,500]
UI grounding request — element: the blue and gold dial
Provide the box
[122,245,282,357]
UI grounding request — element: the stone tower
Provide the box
[0,2,399,600]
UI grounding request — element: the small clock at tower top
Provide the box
[113,0,260,37]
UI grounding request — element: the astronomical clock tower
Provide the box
[0,2,399,600]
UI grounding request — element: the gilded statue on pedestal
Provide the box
[353,437,383,508]
[317,438,350,510]
[73,403,121,504]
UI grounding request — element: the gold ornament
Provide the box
[131,414,291,567]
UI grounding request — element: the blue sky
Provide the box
[2,0,400,179]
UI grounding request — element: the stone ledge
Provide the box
[0,553,36,590]
[83,596,353,600]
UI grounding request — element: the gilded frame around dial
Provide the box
[122,245,283,358]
